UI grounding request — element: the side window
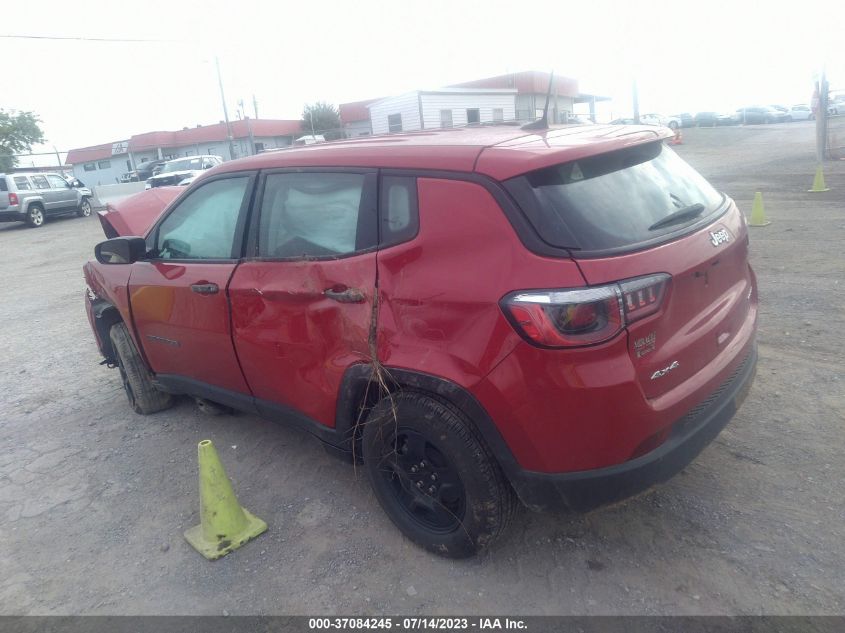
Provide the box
[155,177,250,260]
[257,172,371,258]
[47,175,68,189]
[13,177,32,191]
[31,175,50,189]
[380,176,419,248]
[98,160,111,169]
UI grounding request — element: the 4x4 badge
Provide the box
[709,228,731,246]
[651,360,679,380]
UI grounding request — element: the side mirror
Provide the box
[95,236,147,265]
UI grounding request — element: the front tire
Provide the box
[362,391,517,558]
[109,322,174,415]
[77,197,92,217]
[25,205,44,227]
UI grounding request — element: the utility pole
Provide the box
[816,69,829,163]
[52,145,62,168]
[253,94,259,120]
[246,116,255,156]
[632,80,640,124]
[215,56,236,160]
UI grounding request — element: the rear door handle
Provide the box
[324,287,366,303]
[191,282,219,295]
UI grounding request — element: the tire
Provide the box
[109,322,174,415]
[77,197,92,217]
[362,391,517,558]
[668,121,678,130]
[25,204,44,228]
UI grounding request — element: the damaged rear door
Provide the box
[229,170,378,427]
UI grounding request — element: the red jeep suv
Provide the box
[84,124,758,557]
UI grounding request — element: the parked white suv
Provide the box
[641,113,682,130]
[145,155,223,189]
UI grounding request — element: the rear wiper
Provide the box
[648,203,706,231]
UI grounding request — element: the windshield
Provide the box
[160,157,202,173]
[505,142,725,253]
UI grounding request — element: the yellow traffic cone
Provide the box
[808,165,830,192]
[749,191,771,227]
[184,440,267,560]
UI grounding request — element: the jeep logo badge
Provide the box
[709,228,731,247]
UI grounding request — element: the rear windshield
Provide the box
[505,142,725,253]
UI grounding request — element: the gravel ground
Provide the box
[0,121,843,615]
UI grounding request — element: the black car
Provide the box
[134,159,167,181]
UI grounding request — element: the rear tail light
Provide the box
[503,273,670,348]
[8,193,19,205]
[618,274,669,322]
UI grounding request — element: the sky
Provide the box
[3,0,843,167]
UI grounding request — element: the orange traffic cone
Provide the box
[670,128,683,145]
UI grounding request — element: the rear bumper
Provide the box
[0,210,25,222]
[509,344,757,511]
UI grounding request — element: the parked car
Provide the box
[0,171,93,227]
[609,114,681,129]
[694,111,735,127]
[144,155,223,189]
[788,104,815,121]
[670,112,695,128]
[642,113,682,129]
[734,106,786,124]
[84,125,758,558]
[135,159,167,181]
[768,105,793,121]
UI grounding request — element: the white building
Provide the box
[368,89,517,135]
[66,118,302,185]
[340,71,607,138]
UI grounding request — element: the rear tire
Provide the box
[362,391,517,558]
[668,121,679,130]
[109,322,174,415]
[77,197,92,217]
[25,205,44,227]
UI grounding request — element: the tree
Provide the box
[301,102,342,140]
[0,110,45,172]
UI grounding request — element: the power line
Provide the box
[0,34,177,43]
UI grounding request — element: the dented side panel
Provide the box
[229,255,378,428]
[376,178,586,389]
